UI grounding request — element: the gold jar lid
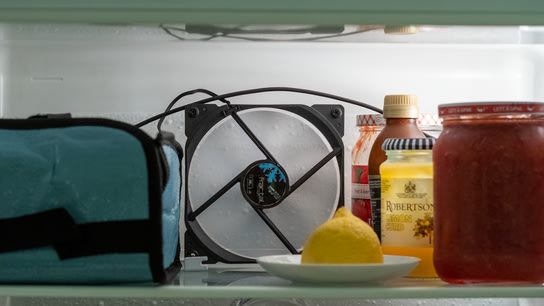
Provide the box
[384,25,420,34]
[383,94,419,118]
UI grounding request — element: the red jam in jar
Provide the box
[433,102,544,284]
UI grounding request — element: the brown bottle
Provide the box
[368,95,425,239]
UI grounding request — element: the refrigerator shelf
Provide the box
[1,270,544,301]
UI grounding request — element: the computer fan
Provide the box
[183,102,344,264]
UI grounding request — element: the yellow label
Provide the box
[381,178,433,248]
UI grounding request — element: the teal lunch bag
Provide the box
[0,117,181,284]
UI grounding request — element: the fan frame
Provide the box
[183,103,345,263]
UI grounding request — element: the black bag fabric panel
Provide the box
[54,220,152,260]
[27,113,72,119]
[0,208,79,253]
[0,210,153,261]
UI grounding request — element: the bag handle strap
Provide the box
[54,220,152,260]
[0,208,153,260]
[0,208,79,253]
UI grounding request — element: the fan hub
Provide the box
[241,160,290,209]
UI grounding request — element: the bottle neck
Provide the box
[379,117,425,137]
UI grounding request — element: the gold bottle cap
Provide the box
[383,94,419,118]
[384,25,420,35]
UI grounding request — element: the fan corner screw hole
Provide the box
[189,107,200,118]
[330,108,342,118]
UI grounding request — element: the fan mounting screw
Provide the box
[330,108,342,118]
[188,107,200,118]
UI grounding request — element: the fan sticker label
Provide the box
[242,162,289,208]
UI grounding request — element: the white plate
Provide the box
[256,254,420,284]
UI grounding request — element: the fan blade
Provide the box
[230,111,279,164]
[188,172,244,221]
[287,147,342,195]
[251,206,298,254]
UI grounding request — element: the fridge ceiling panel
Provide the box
[0,0,544,25]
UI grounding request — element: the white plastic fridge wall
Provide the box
[0,26,538,116]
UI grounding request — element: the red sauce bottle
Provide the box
[351,114,385,226]
[368,95,425,238]
[433,102,544,283]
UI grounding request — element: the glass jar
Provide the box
[351,114,385,226]
[433,102,544,284]
[380,137,437,278]
[418,113,443,138]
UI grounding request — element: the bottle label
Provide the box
[368,175,382,238]
[381,178,434,248]
[351,165,372,226]
[351,165,369,196]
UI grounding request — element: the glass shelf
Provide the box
[0,0,544,26]
[1,268,544,301]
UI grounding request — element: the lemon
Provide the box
[301,207,383,264]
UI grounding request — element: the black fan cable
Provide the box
[160,24,382,42]
[156,88,231,132]
[143,87,379,257]
[138,87,430,258]
[135,87,382,128]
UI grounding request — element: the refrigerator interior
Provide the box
[2,23,544,305]
[2,24,544,203]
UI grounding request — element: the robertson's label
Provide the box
[381,178,434,248]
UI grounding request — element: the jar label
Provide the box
[351,165,369,196]
[381,178,434,248]
[352,165,372,225]
[351,183,370,198]
[368,175,382,239]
